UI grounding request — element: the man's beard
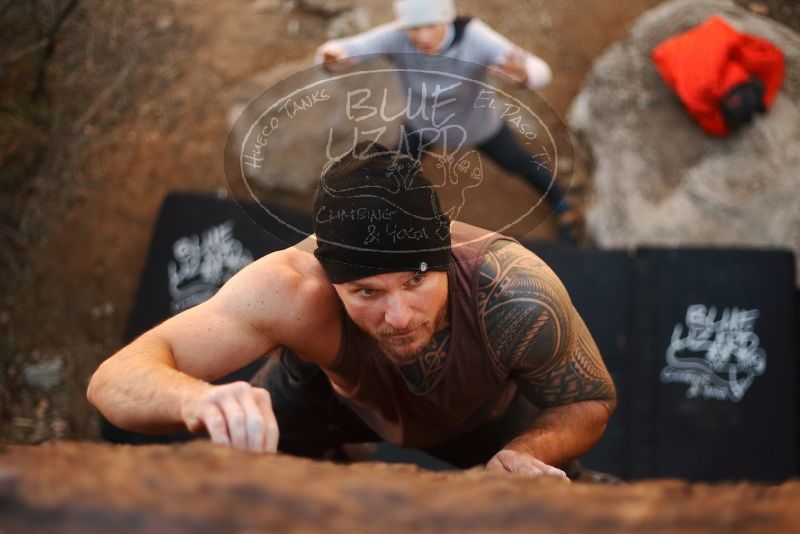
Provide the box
[377,320,429,362]
[374,297,449,363]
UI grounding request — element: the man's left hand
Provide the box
[488,49,529,86]
[486,449,570,481]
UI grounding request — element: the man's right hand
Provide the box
[181,381,279,453]
[486,449,569,481]
[316,42,350,72]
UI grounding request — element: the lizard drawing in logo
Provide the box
[319,139,483,236]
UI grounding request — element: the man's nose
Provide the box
[420,29,436,42]
[384,293,413,330]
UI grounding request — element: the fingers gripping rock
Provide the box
[183,382,280,453]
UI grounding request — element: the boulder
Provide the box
[298,0,357,19]
[568,0,800,278]
[1,441,799,533]
[225,58,401,194]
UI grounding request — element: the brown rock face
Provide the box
[1,442,799,533]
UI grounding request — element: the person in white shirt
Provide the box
[316,0,578,241]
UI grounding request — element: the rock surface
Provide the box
[569,0,800,277]
[1,441,799,533]
[225,56,399,194]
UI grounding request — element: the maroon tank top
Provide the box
[322,222,517,448]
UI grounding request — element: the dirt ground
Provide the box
[0,0,797,445]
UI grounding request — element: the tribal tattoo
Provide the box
[478,240,616,413]
[396,324,451,395]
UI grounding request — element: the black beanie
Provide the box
[313,142,451,283]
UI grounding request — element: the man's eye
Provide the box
[407,274,426,287]
[358,288,376,297]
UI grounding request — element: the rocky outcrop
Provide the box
[1,441,799,533]
[225,57,400,194]
[569,0,800,277]
[224,1,391,195]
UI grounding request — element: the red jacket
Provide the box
[652,16,784,136]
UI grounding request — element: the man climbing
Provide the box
[88,143,615,479]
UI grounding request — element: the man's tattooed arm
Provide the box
[478,239,617,467]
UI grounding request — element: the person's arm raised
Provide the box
[315,22,404,72]
[87,250,336,452]
[478,240,617,478]
[469,19,553,89]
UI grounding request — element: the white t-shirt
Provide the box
[321,19,552,151]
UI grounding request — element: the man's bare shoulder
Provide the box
[476,238,574,372]
[277,244,339,310]
[477,239,616,410]
[223,242,338,319]
[197,241,342,365]
[479,239,566,293]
